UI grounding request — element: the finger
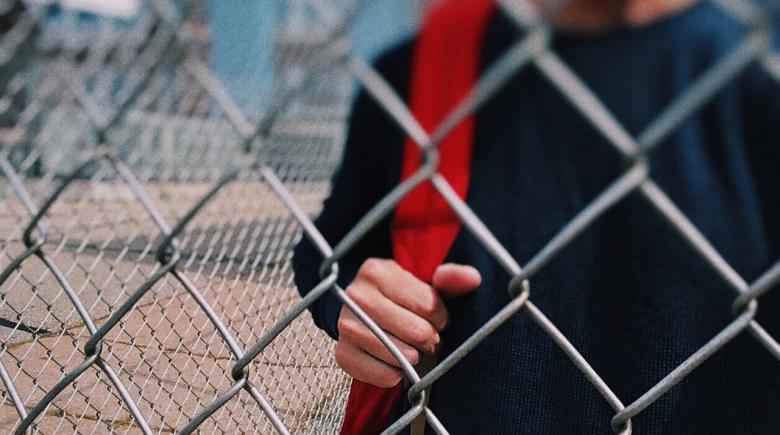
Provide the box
[338,309,420,368]
[334,340,403,388]
[433,263,482,298]
[345,281,440,354]
[358,258,448,331]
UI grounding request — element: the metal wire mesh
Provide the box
[0,0,778,434]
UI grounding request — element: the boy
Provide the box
[294,0,780,433]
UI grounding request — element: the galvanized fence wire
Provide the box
[0,0,778,433]
[1,0,354,433]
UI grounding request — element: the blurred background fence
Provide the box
[0,0,429,433]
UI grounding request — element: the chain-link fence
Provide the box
[0,0,779,434]
[0,0,359,433]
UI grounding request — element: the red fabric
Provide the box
[339,1,495,434]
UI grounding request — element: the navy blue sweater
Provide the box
[293,4,780,433]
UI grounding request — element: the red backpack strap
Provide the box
[339,1,496,434]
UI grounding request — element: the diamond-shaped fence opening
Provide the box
[0,0,356,433]
[1,0,779,434]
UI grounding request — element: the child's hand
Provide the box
[334,259,481,387]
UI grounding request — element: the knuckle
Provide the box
[344,284,367,306]
[408,321,435,348]
[337,316,355,338]
[417,288,438,317]
[359,258,387,282]
[344,283,359,297]
[342,317,368,343]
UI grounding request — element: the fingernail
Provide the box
[440,263,481,286]
[461,265,481,283]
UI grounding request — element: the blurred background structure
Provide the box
[0,0,426,433]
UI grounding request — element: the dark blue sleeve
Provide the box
[292,41,412,339]
[742,48,780,261]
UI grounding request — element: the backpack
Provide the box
[340,1,496,433]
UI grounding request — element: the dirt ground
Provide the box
[0,179,350,434]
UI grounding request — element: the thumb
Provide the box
[432,263,481,298]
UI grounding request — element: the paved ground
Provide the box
[0,180,350,434]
